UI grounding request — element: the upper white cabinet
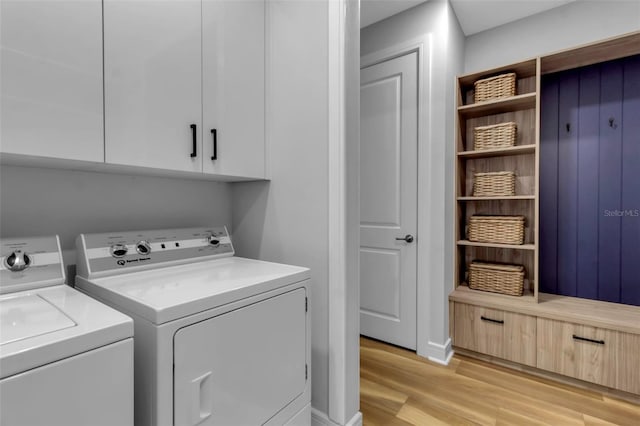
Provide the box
[103,0,266,178]
[0,0,103,162]
[202,0,266,179]
[103,0,203,173]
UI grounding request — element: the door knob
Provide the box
[395,234,414,243]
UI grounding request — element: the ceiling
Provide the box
[361,0,578,35]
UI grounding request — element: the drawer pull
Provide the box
[572,335,605,345]
[480,316,504,325]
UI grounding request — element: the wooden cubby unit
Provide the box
[454,56,540,301]
[450,31,640,398]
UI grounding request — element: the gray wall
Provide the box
[361,0,465,359]
[465,0,640,73]
[345,0,361,420]
[442,0,465,345]
[0,165,231,278]
[231,0,331,415]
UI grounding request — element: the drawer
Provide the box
[453,303,536,366]
[537,318,617,389]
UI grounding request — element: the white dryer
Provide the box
[0,235,134,426]
[75,226,311,426]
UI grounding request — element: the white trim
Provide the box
[426,338,454,366]
[263,0,271,179]
[312,408,363,426]
[327,0,349,424]
[359,35,434,360]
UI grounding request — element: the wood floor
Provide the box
[360,337,640,426]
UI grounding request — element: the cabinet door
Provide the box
[202,0,265,178]
[103,0,202,172]
[0,0,103,162]
[453,303,536,366]
[616,332,640,395]
[537,318,617,389]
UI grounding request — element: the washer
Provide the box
[0,235,134,426]
[75,226,311,426]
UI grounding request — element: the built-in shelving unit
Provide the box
[454,57,540,301]
[450,31,640,398]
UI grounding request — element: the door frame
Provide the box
[359,35,443,362]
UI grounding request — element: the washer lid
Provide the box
[0,294,76,345]
[0,285,133,379]
[76,257,310,324]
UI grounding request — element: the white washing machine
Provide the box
[0,235,134,426]
[75,226,311,426]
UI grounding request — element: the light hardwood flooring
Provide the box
[360,337,640,425]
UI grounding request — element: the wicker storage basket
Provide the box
[473,171,515,196]
[468,215,525,245]
[474,73,516,103]
[474,122,517,150]
[468,262,525,296]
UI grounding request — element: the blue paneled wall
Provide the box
[540,55,640,306]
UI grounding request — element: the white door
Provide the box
[173,289,307,426]
[103,0,202,173]
[0,0,103,162]
[360,52,418,350]
[202,0,265,179]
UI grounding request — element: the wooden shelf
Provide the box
[458,93,536,119]
[458,58,538,87]
[541,31,640,75]
[457,144,536,159]
[457,195,535,201]
[457,240,536,251]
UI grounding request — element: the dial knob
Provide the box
[110,244,128,258]
[4,250,31,272]
[208,234,220,247]
[136,241,151,255]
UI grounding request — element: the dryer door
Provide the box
[173,288,307,426]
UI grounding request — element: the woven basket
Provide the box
[474,122,517,150]
[474,73,516,103]
[473,171,515,196]
[468,262,525,296]
[468,215,525,245]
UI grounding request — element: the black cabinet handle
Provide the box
[572,335,605,345]
[190,124,197,158]
[480,316,504,325]
[211,129,217,160]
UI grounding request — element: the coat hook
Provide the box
[609,117,615,128]
[566,123,571,132]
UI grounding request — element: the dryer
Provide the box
[75,226,311,426]
[0,235,133,426]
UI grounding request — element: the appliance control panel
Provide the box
[76,226,234,278]
[0,236,66,294]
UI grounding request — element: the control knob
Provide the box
[4,250,31,272]
[110,244,128,258]
[208,234,220,247]
[136,241,151,255]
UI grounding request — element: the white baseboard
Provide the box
[425,338,454,365]
[311,408,362,426]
